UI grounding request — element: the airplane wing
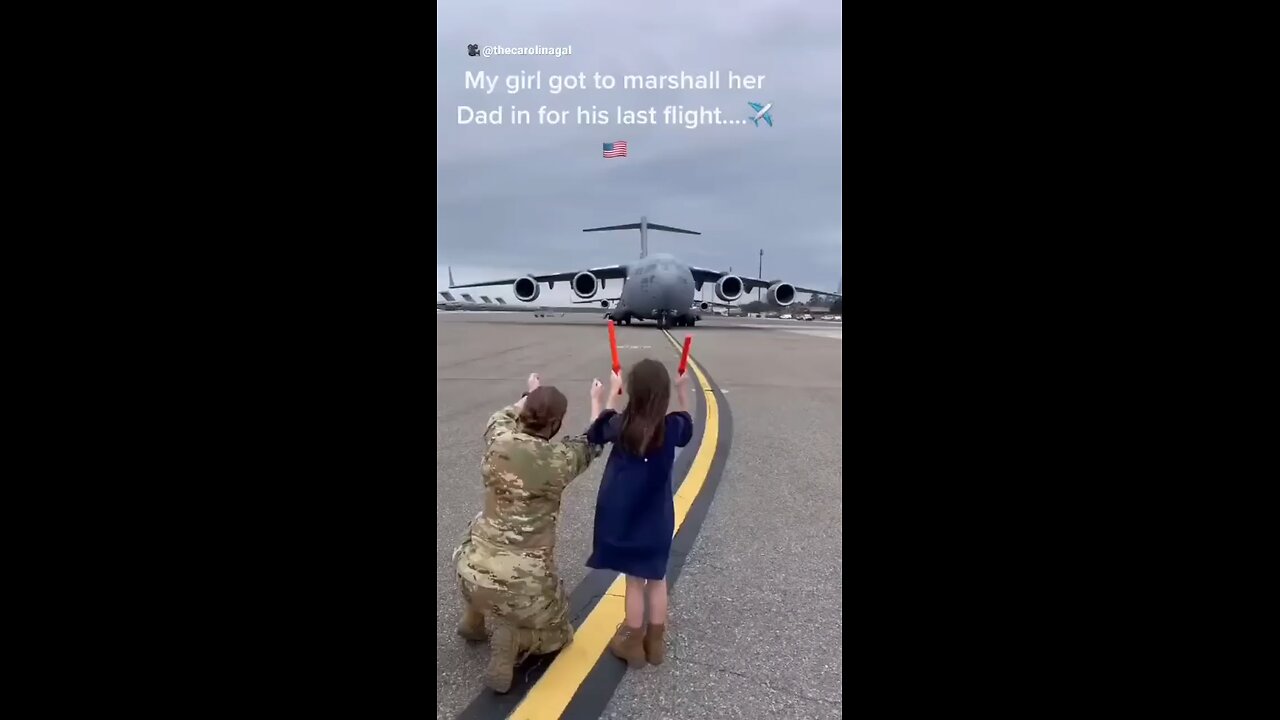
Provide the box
[748,102,763,112]
[690,267,840,297]
[735,274,839,297]
[449,264,628,289]
[794,286,836,296]
[690,267,732,286]
[764,113,773,127]
[582,223,700,235]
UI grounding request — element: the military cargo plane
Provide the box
[447,217,840,328]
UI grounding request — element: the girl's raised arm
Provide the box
[606,370,625,412]
[590,378,605,419]
[674,370,691,414]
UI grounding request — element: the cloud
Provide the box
[436,1,842,304]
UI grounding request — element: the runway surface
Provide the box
[436,313,843,719]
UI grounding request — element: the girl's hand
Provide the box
[590,378,605,403]
[675,370,690,392]
[673,370,691,413]
[527,373,541,393]
[609,371,624,396]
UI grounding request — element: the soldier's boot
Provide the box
[609,624,647,669]
[485,624,518,693]
[456,606,486,642]
[643,623,666,665]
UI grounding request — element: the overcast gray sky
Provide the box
[437,1,842,306]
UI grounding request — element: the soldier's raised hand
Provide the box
[527,373,541,393]
[590,378,605,404]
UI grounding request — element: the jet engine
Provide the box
[715,274,744,302]
[767,281,796,306]
[513,276,540,302]
[572,271,598,299]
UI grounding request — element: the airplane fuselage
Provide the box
[611,253,697,324]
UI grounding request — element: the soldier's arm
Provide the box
[556,432,602,483]
[484,403,522,445]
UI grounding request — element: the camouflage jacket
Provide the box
[456,404,601,594]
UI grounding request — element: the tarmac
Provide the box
[436,313,843,719]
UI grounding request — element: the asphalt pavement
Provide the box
[436,313,842,719]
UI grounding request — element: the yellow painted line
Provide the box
[508,330,720,720]
[663,331,718,530]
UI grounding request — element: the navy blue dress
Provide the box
[585,409,694,580]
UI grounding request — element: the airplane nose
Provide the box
[663,274,692,308]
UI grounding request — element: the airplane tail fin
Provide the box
[749,116,759,127]
[583,216,701,258]
[448,266,455,286]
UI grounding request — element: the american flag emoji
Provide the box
[603,141,628,158]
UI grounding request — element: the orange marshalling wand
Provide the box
[608,320,620,372]
[678,335,692,376]
[608,320,623,394]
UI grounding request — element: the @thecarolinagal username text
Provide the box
[468,44,572,58]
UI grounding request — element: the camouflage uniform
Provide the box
[454,403,600,662]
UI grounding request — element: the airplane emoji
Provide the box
[747,101,774,127]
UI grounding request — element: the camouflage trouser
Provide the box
[457,574,574,662]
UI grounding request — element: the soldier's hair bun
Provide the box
[520,386,568,438]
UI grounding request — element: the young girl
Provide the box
[586,358,693,667]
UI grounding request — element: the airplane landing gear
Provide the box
[653,313,700,329]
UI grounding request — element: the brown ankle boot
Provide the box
[485,624,517,693]
[644,623,666,665]
[457,606,486,642]
[609,624,647,669]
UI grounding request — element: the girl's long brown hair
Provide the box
[621,358,670,456]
